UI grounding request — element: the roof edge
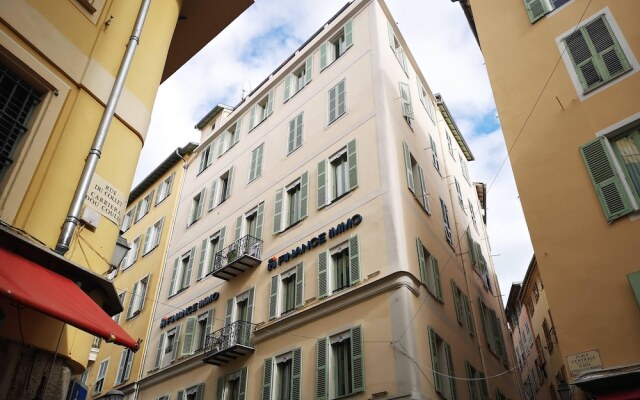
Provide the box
[434,93,475,161]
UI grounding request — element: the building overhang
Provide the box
[434,93,475,161]
[573,363,640,395]
[195,104,233,130]
[161,0,253,82]
[451,0,479,47]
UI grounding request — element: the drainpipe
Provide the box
[55,0,152,255]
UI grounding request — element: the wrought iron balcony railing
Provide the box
[210,235,262,280]
[203,320,255,365]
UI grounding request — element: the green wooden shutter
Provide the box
[428,327,443,392]
[316,338,328,400]
[628,271,640,308]
[247,287,255,322]
[197,239,208,279]
[234,118,243,145]
[183,247,195,288]
[328,85,337,123]
[344,20,353,48]
[295,113,303,149]
[154,333,165,369]
[585,17,630,81]
[266,90,274,117]
[249,146,258,181]
[225,298,233,326]
[205,309,214,337]
[195,383,204,400]
[317,160,328,208]
[256,143,264,179]
[288,118,296,154]
[399,82,413,119]
[347,139,358,190]
[181,317,196,356]
[195,188,205,220]
[295,263,304,308]
[226,166,234,199]
[387,22,395,48]
[155,218,165,248]
[418,165,430,213]
[467,229,478,267]
[216,376,225,400]
[219,226,226,248]
[444,343,457,400]
[291,347,302,400]
[349,235,360,285]
[284,75,291,102]
[126,282,137,318]
[403,141,415,192]
[416,238,427,285]
[116,350,126,384]
[464,295,475,335]
[170,325,181,361]
[350,325,365,393]
[524,0,548,23]
[464,362,475,399]
[580,137,632,222]
[320,42,328,70]
[249,106,257,131]
[208,179,218,210]
[318,251,328,298]
[256,202,265,240]
[300,171,309,218]
[199,148,208,172]
[238,367,248,400]
[142,226,152,254]
[337,80,346,117]
[304,56,312,85]
[235,215,243,241]
[478,300,493,351]
[432,256,443,301]
[217,132,227,157]
[269,275,278,320]
[262,358,273,400]
[451,280,464,324]
[169,258,179,296]
[273,188,283,234]
[491,310,507,361]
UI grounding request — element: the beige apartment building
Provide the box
[457,0,640,398]
[506,257,565,400]
[137,0,519,399]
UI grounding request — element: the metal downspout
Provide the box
[55,0,152,255]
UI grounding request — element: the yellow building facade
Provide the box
[0,1,250,398]
[459,0,640,398]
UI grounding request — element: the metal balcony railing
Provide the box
[202,320,255,365]
[210,235,262,280]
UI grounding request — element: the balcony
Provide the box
[203,320,254,365]
[211,235,262,280]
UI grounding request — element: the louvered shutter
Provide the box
[273,188,283,233]
[217,132,227,157]
[196,188,206,220]
[170,325,181,361]
[181,317,196,355]
[126,281,138,318]
[478,300,493,351]
[320,42,328,70]
[208,179,218,210]
[317,160,328,208]
[225,298,233,326]
[418,165,430,213]
[344,20,353,48]
[337,80,346,117]
[295,263,304,308]
[432,257,443,301]
[480,372,490,400]
[349,235,360,285]
[182,248,195,288]
[235,215,243,241]
[451,280,464,324]
[249,146,258,181]
[491,311,507,361]
[304,56,312,84]
[199,148,208,172]
[580,137,632,221]
[464,295,475,335]
[318,251,328,298]
[238,367,248,400]
[403,142,415,192]
[195,384,204,400]
[256,202,265,240]
[288,118,296,154]
[169,258,179,296]
[295,113,303,149]
[226,166,234,199]
[465,361,474,399]
[247,287,255,323]
[269,275,278,320]
[416,238,427,285]
[262,358,273,400]
[234,119,242,145]
[347,139,358,189]
[216,376,225,400]
[256,143,264,179]
[585,17,630,81]
[197,239,207,280]
[249,106,256,131]
[350,325,365,393]
[524,0,548,23]
[428,327,443,392]
[266,90,274,117]
[399,82,413,119]
[291,347,302,400]
[116,350,126,384]
[177,390,185,400]
[467,229,478,267]
[316,338,328,400]
[284,75,292,102]
[300,171,308,219]
[205,309,214,339]
[155,218,165,248]
[328,85,337,123]
[142,226,152,254]
[444,343,457,400]
[387,22,395,48]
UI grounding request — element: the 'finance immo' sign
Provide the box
[160,292,219,328]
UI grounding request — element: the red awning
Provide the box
[597,389,640,400]
[0,247,139,351]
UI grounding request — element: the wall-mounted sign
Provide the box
[267,214,363,271]
[567,349,603,377]
[84,173,126,225]
[160,292,219,328]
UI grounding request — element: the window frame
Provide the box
[318,140,358,209]
[169,248,195,297]
[142,217,164,256]
[207,166,234,211]
[428,327,457,400]
[317,236,360,299]
[284,57,313,102]
[416,238,443,301]
[114,348,134,386]
[248,143,265,183]
[273,172,308,234]
[316,326,364,399]
[327,79,347,125]
[249,90,274,131]
[93,358,110,395]
[287,112,304,155]
[187,187,206,227]
[122,236,140,270]
[388,22,409,74]
[126,274,150,319]
[269,263,304,320]
[319,20,353,71]
[135,191,154,222]
[156,172,175,205]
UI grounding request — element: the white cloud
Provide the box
[135,0,533,297]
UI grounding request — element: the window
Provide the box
[156,172,175,204]
[207,167,234,210]
[135,191,154,222]
[218,120,242,157]
[455,178,464,208]
[122,236,140,270]
[580,131,640,222]
[318,236,360,298]
[80,365,91,384]
[316,141,357,209]
[114,348,134,385]
[542,319,555,353]
[248,143,264,182]
[197,228,226,279]
[399,82,413,125]
[430,135,440,174]
[187,187,205,227]
[465,361,489,400]
[320,20,353,70]
[126,274,150,319]
[269,263,304,320]
[154,332,167,369]
[524,0,570,22]
[199,143,214,173]
[428,327,457,400]
[316,326,364,398]
[113,291,126,323]
[284,57,312,102]
[181,309,214,356]
[460,154,470,184]
[223,288,255,345]
[273,172,308,233]
[479,299,508,363]
[402,141,430,214]
[388,23,408,73]
[169,248,195,296]
[121,208,135,232]
[563,15,631,93]
[165,326,180,363]
[233,202,265,242]
[262,348,302,400]
[446,132,455,157]
[440,199,453,247]
[0,64,43,181]
[469,200,478,231]
[417,79,436,123]
[142,218,164,255]
[93,359,109,394]
[177,383,204,400]
[287,112,304,155]
[451,280,475,336]
[217,368,248,400]
[467,229,489,290]
[249,90,274,131]
[328,79,347,124]
[416,238,442,301]
[549,383,559,400]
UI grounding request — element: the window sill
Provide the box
[247,174,262,185]
[327,110,347,128]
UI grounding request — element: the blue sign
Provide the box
[67,379,88,400]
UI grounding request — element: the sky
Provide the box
[133,0,534,298]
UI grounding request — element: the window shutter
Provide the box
[349,235,360,285]
[491,311,507,361]
[217,132,227,157]
[328,85,337,123]
[295,262,304,308]
[580,137,632,221]
[155,218,165,247]
[238,367,248,400]
[465,362,474,398]
[350,325,365,393]
[256,202,265,240]
[524,0,548,23]
[300,171,309,219]
[116,350,126,384]
[195,384,204,400]
[247,287,255,323]
[418,165,430,213]
[196,188,205,220]
[249,106,257,131]
[320,42,328,70]
[216,376,225,400]
[199,148,208,172]
[177,390,185,400]
[318,251,328,298]
[171,325,181,361]
[234,119,242,145]
[480,372,490,400]
[479,300,493,351]
[467,229,478,267]
[399,82,413,119]
[256,143,264,179]
[316,338,328,400]
[235,215,243,241]
[225,298,233,326]
[387,22,395,48]
[249,146,258,181]
[428,327,443,392]
[262,358,273,400]
[431,257,442,301]
[208,179,218,210]
[403,142,415,192]
[197,239,207,279]
[305,56,313,85]
[628,271,640,308]
[139,275,149,310]
[337,80,346,117]
[464,295,475,335]
[295,113,303,149]
[127,282,138,318]
[585,17,630,80]
[565,29,602,90]
[347,139,358,189]
[451,281,464,324]
[167,171,176,197]
[181,317,196,356]
[219,227,226,248]
[284,75,292,102]
[154,333,165,369]
[226,166,234,199]
[317,160,328,208]
[142,226,152,255]
[273,188,283,234]
[269,275,278,320]
[416,238,427,285]
[290,347,302,400]
[444,343,457,400]
[344,20,353,48]
[183,248,195,288]
[169,258,179,296]
[205,309,214,337]
[288,118,296,154]
[266,90,274,117]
